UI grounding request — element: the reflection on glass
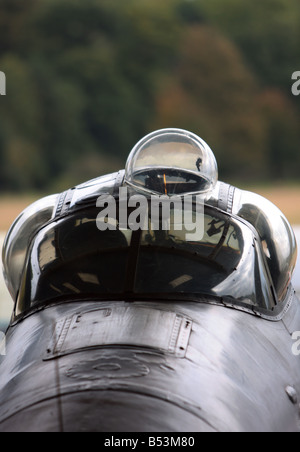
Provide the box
[16,213,132,315]
[125,129,218,196]
[234,190,297,301]
[15,203,275,316]
[134,209,272,309]
[2,195,58,301]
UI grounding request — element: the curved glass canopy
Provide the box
[2,195,57,301]
[15,203,275,317]
[2,128,297,319]
[125,129,218,196]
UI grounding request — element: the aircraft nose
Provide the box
[0,389,217,432]
[2,301,300,432]
[53,390,217,432]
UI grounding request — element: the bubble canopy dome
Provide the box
[125,128,218,196]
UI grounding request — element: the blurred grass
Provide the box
[0,184,299,233]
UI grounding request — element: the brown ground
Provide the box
[252,186,300,225]
[0,195,39,232]
[0,186,299,232]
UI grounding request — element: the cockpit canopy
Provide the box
[125,129,218,196]
[14,201,276,318]
[1,128,297,320]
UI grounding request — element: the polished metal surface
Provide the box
[45,306,192,359]
[207,182,298,302]
[1,130,300,432]
[2,195,58,301]
[232,188,297,301]
[1,298,300,432]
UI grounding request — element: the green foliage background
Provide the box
[0,0,299,191]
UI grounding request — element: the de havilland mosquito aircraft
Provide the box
[0,128,300,432]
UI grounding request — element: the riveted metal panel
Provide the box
[45,306,192,359]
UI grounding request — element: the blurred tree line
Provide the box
[0,0,299,191]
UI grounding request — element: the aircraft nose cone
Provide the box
[0,389,217,432]
[53,390,217,432]
[2,301,300,432]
